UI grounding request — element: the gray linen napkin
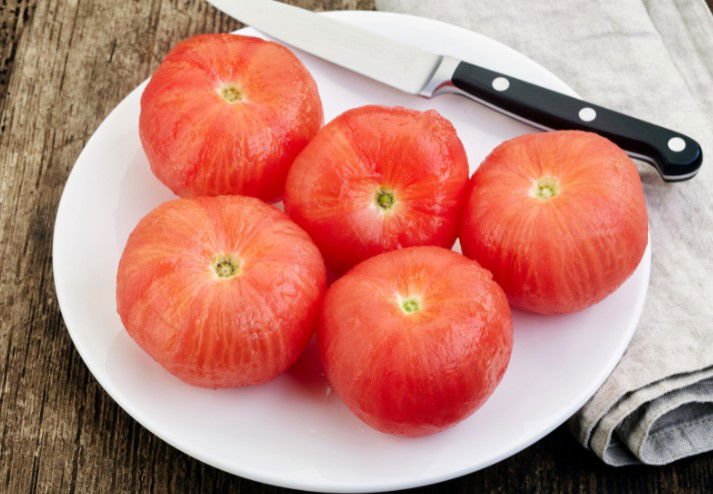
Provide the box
[376,0,713,466]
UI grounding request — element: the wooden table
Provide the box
[1,0,712,492]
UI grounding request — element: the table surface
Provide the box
[2,0,713,492]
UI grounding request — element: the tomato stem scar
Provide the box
[530,176,560,199]
[399,296,421,314]
[220,84,243,103]
[212,255,241,279]
[375,189,395,210]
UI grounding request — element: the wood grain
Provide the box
[0,1,712,492]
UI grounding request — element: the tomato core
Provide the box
[220,84,243,103]
[397,294,422,314]
[530,176,560,199]
[400,298,421,314]
[375,189,395,210]
[212,255,241,279]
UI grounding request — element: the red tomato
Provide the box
[116,196,326,388]
[318,246,513,436]
[460,131,648,314]
[284,105,469,273]
[139,34,323,200]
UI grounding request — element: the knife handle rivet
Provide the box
[578,107,597,122]
[668,137,686,152]
[492,77,510,92]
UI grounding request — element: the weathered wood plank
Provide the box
[0,1,711,492]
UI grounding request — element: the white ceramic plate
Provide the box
[53,11,650,493]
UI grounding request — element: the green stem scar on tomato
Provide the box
[530,176,560,199]
[375,188,395,211]
[220,84,243,103]
[400,297,421,314]
[212,255,241,279]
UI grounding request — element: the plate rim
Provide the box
[52,10,650,493]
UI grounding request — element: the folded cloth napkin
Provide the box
[376,0,713,466]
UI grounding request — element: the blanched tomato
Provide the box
[116,196,326,388]
[140,34,322,200]
[460,131,648,314]
[318,246,513,436]
[284,105,469,273]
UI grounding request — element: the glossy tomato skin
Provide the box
[460,131,648,314]
[116,196,326,388]
[139,34,323,201]
[284,105,469,273]
[318,246,513,436]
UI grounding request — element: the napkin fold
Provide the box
[376,0,713,465]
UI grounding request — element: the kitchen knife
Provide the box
[207,0,702,182]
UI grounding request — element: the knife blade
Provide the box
[206,0,702,181]
[207,0,441,95]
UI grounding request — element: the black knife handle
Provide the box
[450,61,702,181]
